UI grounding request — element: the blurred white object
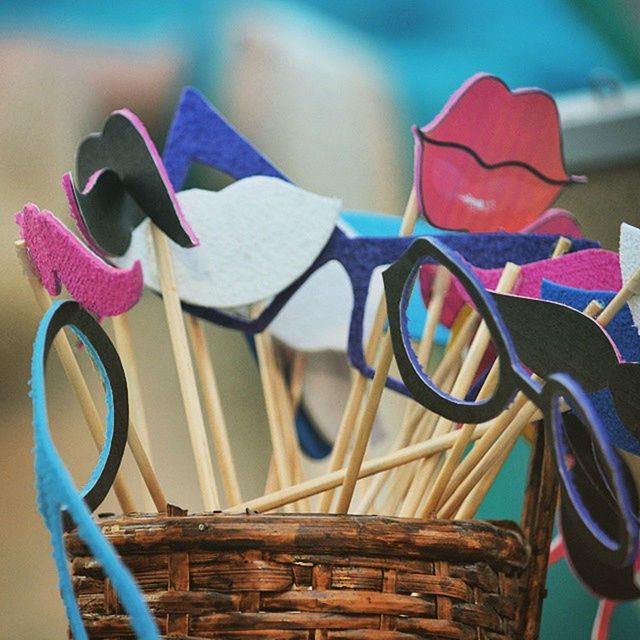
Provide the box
[557,80,640,169]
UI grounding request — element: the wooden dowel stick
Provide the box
[399,263,521,517]
[186,315,242,506]
[255,331,307,512]
[438,394,528,508]
[456,448,507,520]
[318,189,420,513]
[334,336,395,513]
[356,422,415,515]
[407,266,451,379]
[150,226,219,511]
[383,402,443,516]
[387,367,463,517]
[420,360,502,518]
[288,352,305,413]
[416,262,522,517]
[232,422,491,514]
[111,313,153,457]
[263,455,278,496]
[317,306,388,512]
[359,400,440,515]
[272,342,310,512]
[596,266,640,326]
[111,313,160,511]
[551,236,572,259]
[455,399,561,521]
[354,266,451,514]
[371,364,460,516]
[16,241,136,514]
[125,422,167,511]
[255,333,293,493]
[441,400,538,518]
[386,308,479,515]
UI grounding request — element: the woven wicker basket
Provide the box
[65,431,557,640]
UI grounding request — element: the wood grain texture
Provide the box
[67,514,534,639]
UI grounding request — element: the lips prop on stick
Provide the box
[414,73,582,233]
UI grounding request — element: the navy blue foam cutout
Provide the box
[541,280,640,455]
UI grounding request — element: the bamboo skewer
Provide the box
[399,263,522,517]
[419,359,504,517]
[455,400,560,520]
[368,363,461,516]
[111,312,158,512]
[187,315,242,506]
[272,341,310,512]
[150,226,219,511]
[316,319,383,512]
[288,352,306,414]
[263,456,278,496]
[416,262,522,518]
[334,336,395,513]
[125,423,167,511]
[436,394,528,511]
[381,369,459,516]
[354,266,451,514]
[233,421,491,514]
[255,331,308,512]
[111,313,153,458]
[441,399,538,518]
[385,312,478,515]
[255,333,294,503]
[456,450,507,520]
[318,189,419,513]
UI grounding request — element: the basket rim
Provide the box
[66,512,530,573]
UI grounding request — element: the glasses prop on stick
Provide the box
[413,73,583,234]
[384,236,639,597]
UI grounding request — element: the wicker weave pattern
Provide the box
[68,514,531,640]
